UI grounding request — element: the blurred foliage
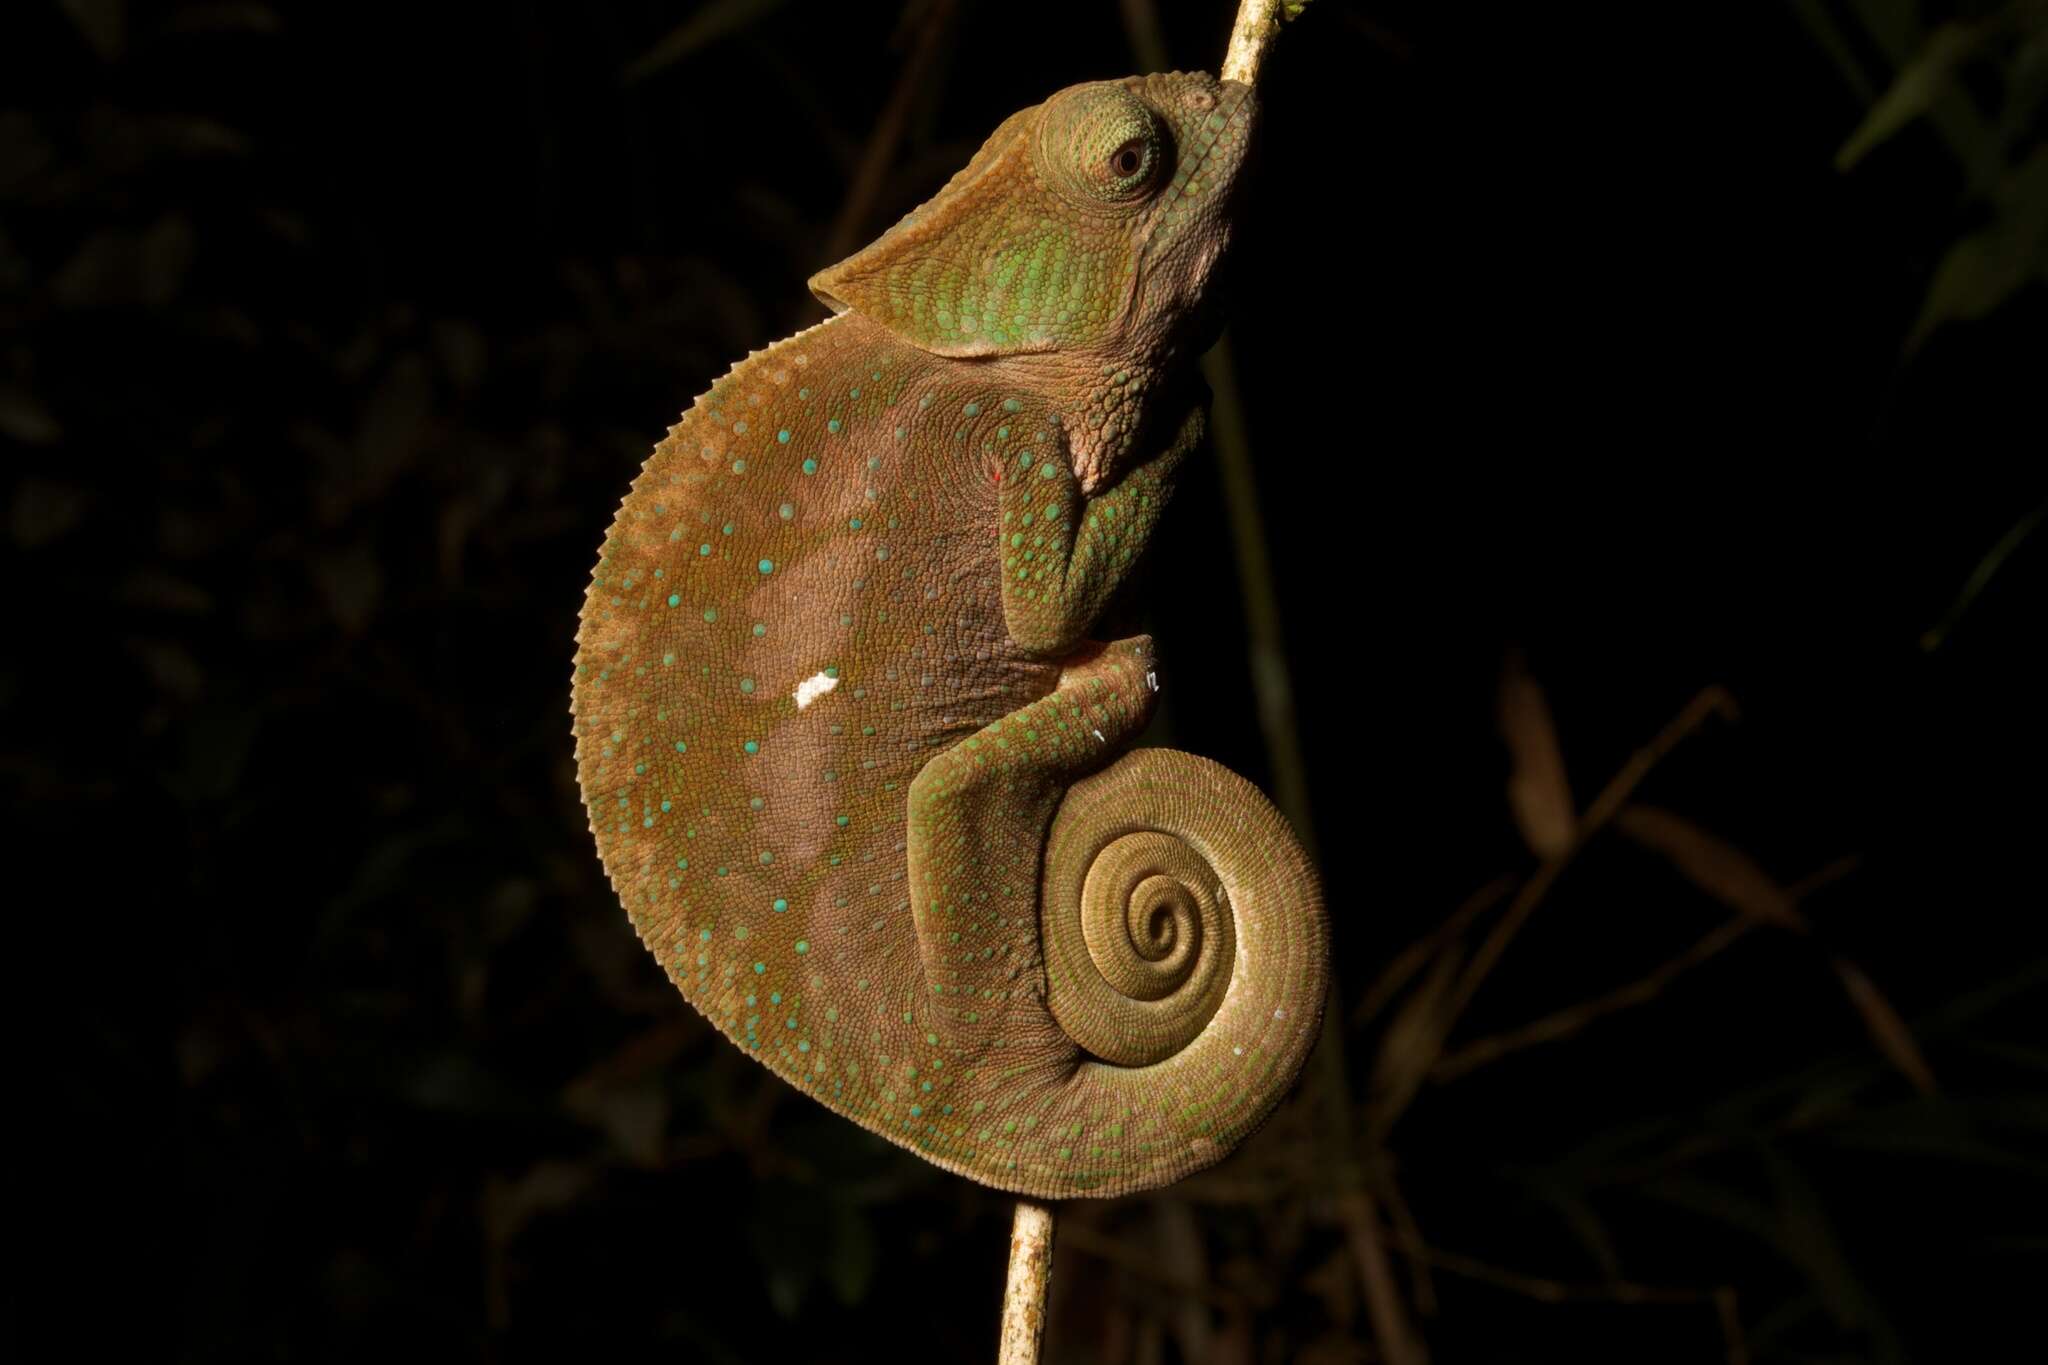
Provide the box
[1802,0,2048,345]
[6,1,2044,1363]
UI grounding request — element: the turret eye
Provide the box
[1041,84,1169,204]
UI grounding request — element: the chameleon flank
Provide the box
[571,72,1328,1198]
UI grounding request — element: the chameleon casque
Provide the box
[571,70,1327,1199]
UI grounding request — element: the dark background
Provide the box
[9,0,2045,1361]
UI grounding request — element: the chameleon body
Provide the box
[572,72,1327,1198]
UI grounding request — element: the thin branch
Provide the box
[1432,827,1856,1084]
[1340,1188,1431,1365]
[1223,0,1311,85]
[999,1199,1057,1365]
[1393,1236,1717,1306]
[1380,1180,1439,1316]
[1434,917,1756,1082]
[1441,687,1739,1035]
[1354,876,1513,1026]
[1368,1217,1750,1364]
[1920,494,2047,651]
[1202,336,1316,851]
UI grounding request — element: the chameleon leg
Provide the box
[904,635,1160,1061]
[898,389,1323,1196]
[905,633,1327,1196]
[1000,399,1204,656]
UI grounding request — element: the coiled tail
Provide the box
[1037,747,1328,1192]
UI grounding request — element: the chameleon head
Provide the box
[809,72,1256,366]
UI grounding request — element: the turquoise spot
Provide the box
[1038,462,1059,479]
[739,678,755,694]
[848,517,863,530]
[773,898,788,912]
[759,851,774,865]
[702,608,717,622]
[795,940,809,954]
[753,962,766,974]
[662,652,676,665]
[827,418,842,434]
[752,623,766,637]
[776,429,791,444]
[1002,398,1021,413]
[802,458,819,475]
[910,1105,923,1117]
[823,666,838,678]
[835,815,849,827]
[963,402,980,416]
[757,559,774,575]
[699,543,712,556]
[666,594,680,607]
[798,1040,810,1052]
[699,929,710,941]
[743,740,759,754]
[674,740,688,753]
[732,459,747,474]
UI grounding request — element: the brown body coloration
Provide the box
[572,73,1327,1197]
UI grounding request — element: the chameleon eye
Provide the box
[1041,84,1168,205]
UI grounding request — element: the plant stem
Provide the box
[998,1199,1057,1365]
[1223,0,1306,84]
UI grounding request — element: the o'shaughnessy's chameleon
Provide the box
[572,71,1327,1199]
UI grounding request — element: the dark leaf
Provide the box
[1499,650,1575,858]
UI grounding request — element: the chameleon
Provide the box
[571,70,1327,1199]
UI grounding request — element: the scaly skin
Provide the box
[571,72,1327,1197]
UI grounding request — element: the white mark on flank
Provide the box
[1145,671,1158,692]
[793,671,840,709]
[1092,728,1106,743]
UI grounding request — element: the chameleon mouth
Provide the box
[1134,77,1256,265]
